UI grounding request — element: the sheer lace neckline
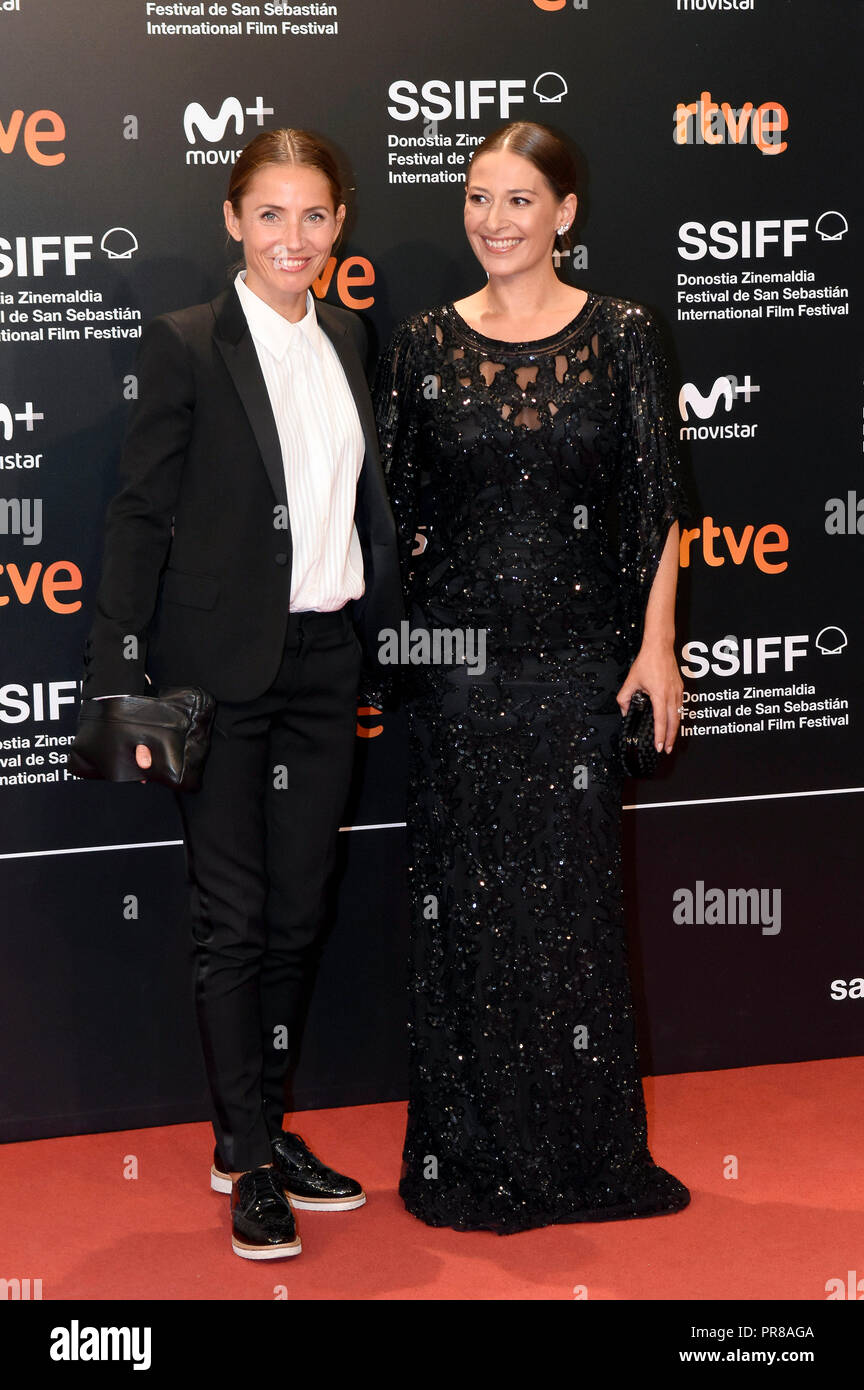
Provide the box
[446,293,598,351]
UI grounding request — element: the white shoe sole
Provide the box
[289,1192,366,1211]
[212,1166,366,1209]
[232,1237,302,1260]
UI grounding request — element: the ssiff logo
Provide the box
[0,231,138,278]
[680,631,846,679]
[388,74,567,122]
[679,213,848,262]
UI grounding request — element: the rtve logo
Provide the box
[674,92,788,154]
[680,517,788,573]
[388,74,568,122]
[184,96,274,165]
[0,107,65,166]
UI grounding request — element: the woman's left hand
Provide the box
[616,643,683,754]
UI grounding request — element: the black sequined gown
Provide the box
[374,294,691,1234]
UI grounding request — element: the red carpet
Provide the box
[4,1057,862,1300]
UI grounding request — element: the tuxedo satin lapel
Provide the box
[212,290,288,509]
[316,302,379,466]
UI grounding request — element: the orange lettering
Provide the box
[679,519,787,571]
[722,525,754,566]
[24,110,66,167]
[336,256,375,310]
[674,102,698,145]
[5,561,42,603]
[42,561,82,612]
[699,91,723,146]
[702,516,724,567]
[753,525,788,573]
[0,560,82,608]
[719,101,754,145]
[754,103,788,157]
[311,256,337,299]
[356,705,383,739]
[0,109,25,154]
[679,527,699,567]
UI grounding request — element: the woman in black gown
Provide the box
[374,122,691,1234]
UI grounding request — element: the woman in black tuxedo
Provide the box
[82,129,402,1260]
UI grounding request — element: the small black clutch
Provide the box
[619,690,662,778]
[68,686,216,793]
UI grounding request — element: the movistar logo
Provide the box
[183,96,274,144]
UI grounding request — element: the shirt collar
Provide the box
[234,271,322,362]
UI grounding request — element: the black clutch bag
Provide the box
[68,686,216,793]
[618,690,662,778]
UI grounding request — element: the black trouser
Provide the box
[174,607,362,1172]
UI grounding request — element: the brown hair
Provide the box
[226,128,347,215]
[468,121,579,250]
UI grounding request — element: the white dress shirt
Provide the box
[234,270,365,612]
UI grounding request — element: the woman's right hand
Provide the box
[135,744,151,782]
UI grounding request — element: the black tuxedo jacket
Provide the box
[82,285,403,703]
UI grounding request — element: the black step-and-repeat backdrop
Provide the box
[1,0,860,1142]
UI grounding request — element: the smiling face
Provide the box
[223,161,345,318]
[463,148,576,279]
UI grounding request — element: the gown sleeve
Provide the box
[372,316,424,600]
[615,305,695,664]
